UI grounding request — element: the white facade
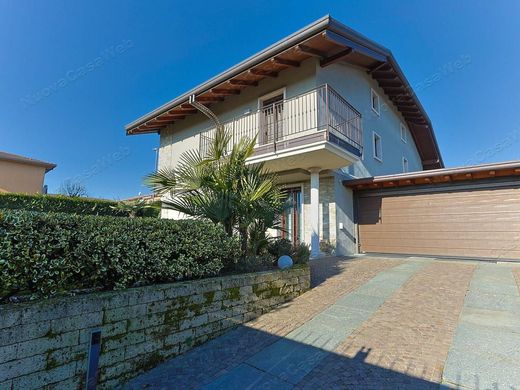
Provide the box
[156,58,425,255]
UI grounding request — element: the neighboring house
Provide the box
[0,151,56,194]
[126,15,520,261]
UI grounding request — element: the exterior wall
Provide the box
[316,63,426,255]
[158,58,318,219]
[156,59,428,255]
[0,161,47,194]
[316,62,423,177]
[0,266,310,389]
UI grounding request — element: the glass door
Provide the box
[281,188,302,244]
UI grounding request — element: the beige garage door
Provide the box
[357,185,520,260]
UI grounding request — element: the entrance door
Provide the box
[260,94,284,145]
[281,188,302,244]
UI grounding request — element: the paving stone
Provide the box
[443,264,520,389]
[201,363,293,390]
[298,261,475,388]
[124,257,402,389]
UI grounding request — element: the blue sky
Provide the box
[1,0,519,199]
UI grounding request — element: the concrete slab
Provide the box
[333,292,386,311]
[201,363,293,390]
[443,263,520,389]
[465,290,520,313]
[460,307,520,331]
[443,347,520,389]
[245,338,331,384]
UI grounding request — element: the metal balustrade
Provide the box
[199,84,363,158]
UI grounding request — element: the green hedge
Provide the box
[0,209,240,300]
[0,193,129,217]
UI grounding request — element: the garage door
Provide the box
[357,184,520,260]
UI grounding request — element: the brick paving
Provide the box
[126,258,520,389]
[297,261,476,389]
[125,257,402,389]
[246,257,402,336]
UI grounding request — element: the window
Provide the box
[402,157,409,173]
[373,132,382,161]
[371,89,380,115]
[400,123,407,143]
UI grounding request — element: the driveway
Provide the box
[125,256,520,389]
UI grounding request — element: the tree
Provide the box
[145,127,286,259]
[59,180,87,197]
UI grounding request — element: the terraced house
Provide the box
[126,15,520,260]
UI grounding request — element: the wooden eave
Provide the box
[343,161,520,190]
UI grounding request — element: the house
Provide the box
[0,151,56,194]
[126,15,520,261]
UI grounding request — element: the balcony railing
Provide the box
[199,84,363,159]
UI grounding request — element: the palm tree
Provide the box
[145,127,286,259]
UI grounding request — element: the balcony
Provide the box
[199,84,363,176]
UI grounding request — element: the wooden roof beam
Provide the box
[372,71,397,78]
[249,69,278,78]
[195,96,225,102]
[378,79,402,88]
[367,61,390,74]
[229,79,258,87]
[399,108,421,114]
[210,88,241,95]
[320,47,353,67]
[296,44,327,58]
[157,115,186,121]
[271,57,300,67]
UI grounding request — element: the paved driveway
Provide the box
[125,256,520,389]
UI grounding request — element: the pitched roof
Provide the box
[0,151,56,172]
[125,15,443,169]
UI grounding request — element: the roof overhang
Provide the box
[125,15,443,169]
[343,160,520,190]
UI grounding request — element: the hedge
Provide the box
[0,209,240,301]
[0,193,130,217]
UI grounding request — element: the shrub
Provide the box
[292,243,310,264]
[267,238,293,258]
[0,209,240,300]
[267,238,310,265]
[320,240,335,255]
[0,193,130,217]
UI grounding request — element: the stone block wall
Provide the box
[0,266,310,389]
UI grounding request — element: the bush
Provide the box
[320,240,335,255]
[267,238,293,258]
[0,209,240,300]
[267,238,310,265]
[0,193,130,217]
[292,243,310,264]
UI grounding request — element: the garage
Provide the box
[346,161,520,261]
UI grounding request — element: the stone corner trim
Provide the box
[0,265,310,389]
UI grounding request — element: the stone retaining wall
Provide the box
[0,266,310,389]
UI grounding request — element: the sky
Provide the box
[1,0,519,199]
